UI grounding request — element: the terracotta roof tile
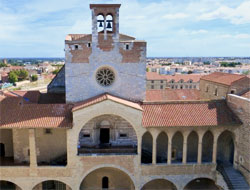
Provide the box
[145,89,200,101]
[142,100,241,127]
[73,93,142,112]
[0,96,72,128]
[146,72,202,82]
[201,72,247,86]
[3,90,41,103]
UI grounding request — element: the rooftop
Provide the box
[200,72,247,86]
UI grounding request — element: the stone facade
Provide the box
[0,99,238,189]
[1,3,249,190]
[200,75,250,100]
[65,4,146,103]
[147,79,199,90]
[227,94,250,185]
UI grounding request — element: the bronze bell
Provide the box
[107,21,112,29]
[99,21,103,27]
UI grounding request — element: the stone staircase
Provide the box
[217,164,250,190]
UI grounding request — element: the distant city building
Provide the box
[146,72,201,90]
[200,72,250,99]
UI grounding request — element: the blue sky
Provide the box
[0,0,250,57]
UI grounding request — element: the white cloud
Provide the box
[163,13,189,20]
[218,33,250,39]
[199,1,250,24]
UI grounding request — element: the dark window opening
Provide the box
[126,44,129,50]
[102,177,109,189]
[160,85,163,89]
[100,128,110,144]
[231,90,235,94]
[160,80,163,83]
[119,133,127,138]
[88,43,91,48]
[83,134,90,138]
[45,129,52,134]
[74,45,78,50]
[0,143,5,157]
[151,85,154,89]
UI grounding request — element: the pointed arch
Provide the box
[202,131,213,163]
[172,131,183,163]
[141,131,153,164]
[156,132,168,163]
[187,131,198,163]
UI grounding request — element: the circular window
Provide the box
[96,67,115,86]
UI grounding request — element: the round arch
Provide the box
[79,165,135,190]
[74,112,140,143]
[0,180,22,190]
[77,114,138,155]
[217,130,235,165]
[184,178,222,190]
[141,178,177,190]
[32,180,72,190]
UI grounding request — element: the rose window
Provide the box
[96,68,115,86]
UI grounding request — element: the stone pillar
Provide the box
[138,135,142,164]
[212,134,219,164]
[198,137,203,164]
[152,131,158,164]
[167,133,173,165]
[29,129,37,167]
[152,134,157,164]
[182,134,188,164]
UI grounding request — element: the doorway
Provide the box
[0,143,5,157]
[100,128,110,144]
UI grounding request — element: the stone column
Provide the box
[197,136,203,164]
[182,134,188,164]
[212,134,219,164]
[167,133,173,165]
[138,135,142,164]
[151,131,158,165]
[29,129,37,167]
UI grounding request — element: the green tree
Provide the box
[8,71,18,83]
[18,69,28,81]
[188,70,193,74]
[0,63,7,68]
[31,75,38,81]
[146,68,149,72]
[242,70,250,75]
[52,69,60,75]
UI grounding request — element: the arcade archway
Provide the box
[142,179,177,190]
[80,167,135,190]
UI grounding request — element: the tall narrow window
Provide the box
[215,87,218,96]
[102,177,109,189]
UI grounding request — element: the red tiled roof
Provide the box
[3,90,41,103]
[201,72,247,86]
[145,89,200,101]
[73,93,142,112]
[0,96,72,128]
[142,101,241,127]
[146,72,202,82]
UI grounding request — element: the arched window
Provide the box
[106,14,113,32]
[97,14,105,32]
[102,177,109,189]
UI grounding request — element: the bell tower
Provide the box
[65,4,146,103]
[90,4,120,43]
